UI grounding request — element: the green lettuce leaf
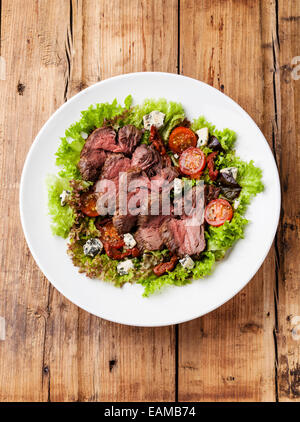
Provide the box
[191,116,236,151]
[55,97,132,179]
[138,252,216,297]
[126,98,185,141]
[68,239,138,287]
[216,151,264,214]
[46,175,75,238]
[206,213,248,257]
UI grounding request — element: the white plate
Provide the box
[19,72,280,327]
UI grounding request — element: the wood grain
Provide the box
[178,0,277,401]
[0,0,178,402]
[0,0,71,401]
[0,0,299,402]
[276,0,300,401]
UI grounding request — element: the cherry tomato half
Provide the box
[80,192,99,217]
[168,127,197,154]
[204,199,233,227]
[179,147,206,178]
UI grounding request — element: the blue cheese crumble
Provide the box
[117,259,134,275]
[59,190,71,206]
[83,238,103,258]
[123,233,137,249]
[143,110,165,130]
[179,255,195,270]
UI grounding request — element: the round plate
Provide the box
[19,72,280,327]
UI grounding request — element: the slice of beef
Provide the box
[85,126,118,152]
[137,215,168,230]
[78,126,118,181]
[78,149,107,181]
[124,168,150,215]
[131,145,162,176]
[95,178,118,216]
[112,169,150,234]
[100,153,131,180]
[151,166,179,192]
[178,220,205,257]
[160,218,178,253]
[135,216,168,251]
[135,227,164,251]
[137,187,174,221]
[204,184,221,205]
[160,217,206,258]
[117,125,143,155]
[174,184,205,221]
[112,214,137,235]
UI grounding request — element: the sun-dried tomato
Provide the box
[206,151,219,181]
[153,255,178,276]
[149,125,167,155]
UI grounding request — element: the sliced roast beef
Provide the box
[78,127,119,181]
[135,216,168,251]
[85,126,118,152]
[111,169,150,234]
[78,149,107,181]
[100,153,131,180]
[160,217,206,257]
[95,178,118,216]
[174,184,205,221]
[117,125,143,155]
[131,145,162,176]
[124,168,150,215]
[112,214,137,235]
[135,227,164,251]
[151,166,179,192]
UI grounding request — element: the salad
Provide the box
[47,96,264,296]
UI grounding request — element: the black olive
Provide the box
[207,135,223,152]
[220,186,242,201]
[218,171,240,188]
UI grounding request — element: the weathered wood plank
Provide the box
[43,0,178,402]
[276,0,300,402]
[0,0,178,402]
[0,0,71,401]
[178,0,277,401]
[1,0,299,403]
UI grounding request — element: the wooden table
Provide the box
[0,0,299,402]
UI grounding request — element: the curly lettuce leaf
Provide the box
[216,151,264,214]
[138,252,216,297]
[204,151,263,257]
[46,175,75,238]
[56,97,132,179]
[68,240,138,287]
[126,98,185,141]
[206,213,248,258]
[191,116,236,151]
[191,116,216,134]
